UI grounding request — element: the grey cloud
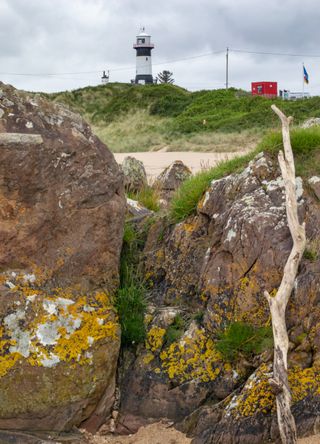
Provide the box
[0,0,319,93]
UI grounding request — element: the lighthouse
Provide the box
[133,28,154,84]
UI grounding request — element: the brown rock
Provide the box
[308,176,320,200]
[119,152,320,442]
[121,156,147,193]
[0,83,125,433]
[154,160,192,206]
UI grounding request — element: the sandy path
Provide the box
[114,151,247,179]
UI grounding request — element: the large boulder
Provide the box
[0,83,125,433]
[118,152,320,441]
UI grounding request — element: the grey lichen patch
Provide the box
[4,310,31,358]
[0,133,43,146]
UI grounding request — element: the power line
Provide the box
[231,48,320,58]
[0,50,225,78]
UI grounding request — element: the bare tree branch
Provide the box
[265,105,306,444]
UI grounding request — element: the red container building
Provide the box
[251,81,278,98]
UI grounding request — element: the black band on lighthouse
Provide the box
[135,74,153,84]
[135,47,152,57]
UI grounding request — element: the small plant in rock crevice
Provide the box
[116,222,149,347]
[215,321,273,362]
[163,314,186,346]
[127,185,160,212]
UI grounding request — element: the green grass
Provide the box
[127,186,160,212]
[169,126,320,223]
[215,322,273,362]
[116,222,148,347]
[256,126,320,177]
[116,284,146,346]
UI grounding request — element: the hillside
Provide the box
[47,83,320,152]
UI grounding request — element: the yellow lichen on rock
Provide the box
[230,364,320,418]
[146,326,166,352]
[0,273,119,377]
[160,329,222,383]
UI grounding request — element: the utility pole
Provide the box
[226,47,229,90]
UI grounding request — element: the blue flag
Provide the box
[303,65,309,84]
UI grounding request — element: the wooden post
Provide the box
[264,105,306,444]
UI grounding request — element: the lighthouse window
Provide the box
[146,57,148,61]
[138,38,145,44]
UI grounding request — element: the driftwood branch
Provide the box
[265,105,306,444]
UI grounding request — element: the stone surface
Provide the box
[126,197,153,220]
[301,117,320,128]
[121,156,147,193]
[154,160,191,206]
[0,83,125,433]
[184,365,320,443]
[118,152,320,441]
[308,176,320,200]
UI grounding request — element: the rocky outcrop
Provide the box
[121,156,147,193]
[154,160,191,206]
[0,83,125,434]
[118,152,320,442]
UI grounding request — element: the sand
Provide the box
[83,422,320,444]
[83,422,191,444]
[114,151,247,179]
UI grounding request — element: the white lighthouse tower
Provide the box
[133,27,154,84]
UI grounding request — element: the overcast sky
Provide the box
[1,0,320,94]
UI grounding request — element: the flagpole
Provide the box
[302,63,304,99]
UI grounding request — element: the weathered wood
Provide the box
[264,105,306,444]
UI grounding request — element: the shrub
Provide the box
[215,322,273,362]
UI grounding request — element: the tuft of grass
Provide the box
[257,126,320,177]
[215,322,273,362]
[116,284,146,346]
[127,186,160,212]
[193,310,205,326]
[303,237,320,262]
[116,222,148,347]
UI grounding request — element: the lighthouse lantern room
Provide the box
[133,27,154,84]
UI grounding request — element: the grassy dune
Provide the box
[47,83,320,153]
